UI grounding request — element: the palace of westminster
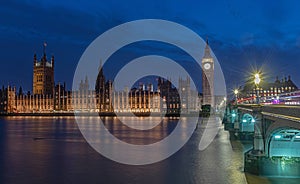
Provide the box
[0,42,213,114]
[0,41,297,114]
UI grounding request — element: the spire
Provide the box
[18,86,23,96]
[275,76,280,83]
[85,75,89,83]
[33,53,37,65]
[51,55,54,68]
[204,38,212,58]
[79,80,84,91]
[85,75,89,90]
[98,59,103,72]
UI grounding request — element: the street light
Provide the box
[234,89,239,105]
[254,73,261,104]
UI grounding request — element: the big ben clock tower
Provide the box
[202,39,214,107]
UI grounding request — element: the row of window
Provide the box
[252,87,295,93]
[17,101,53,106]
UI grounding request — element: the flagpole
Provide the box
[43,42,47,55]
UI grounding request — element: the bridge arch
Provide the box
[239,113,255,132]
[266,128,300,158]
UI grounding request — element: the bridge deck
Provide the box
[237,104,300,122]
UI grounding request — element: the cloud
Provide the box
[1,0,300,91]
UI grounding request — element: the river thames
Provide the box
[0,116,299,184]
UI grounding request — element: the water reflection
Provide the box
[0,117,299,183]
[76,116,198,165]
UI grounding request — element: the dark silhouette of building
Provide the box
[158,77,181,113]
[0,86,16,113]
[95,62,113,112]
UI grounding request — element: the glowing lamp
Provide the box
[254,73,261,85]
[274,135,281,139]
[234,89,239,95]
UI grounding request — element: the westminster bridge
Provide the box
[224,104,300,177]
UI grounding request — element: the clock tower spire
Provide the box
[202,39,214,107]
[204,38,212,58]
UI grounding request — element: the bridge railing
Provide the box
[237,104,300,119]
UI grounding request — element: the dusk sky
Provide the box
[1,0,300,93]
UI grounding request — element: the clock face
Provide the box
[204,63,211,70]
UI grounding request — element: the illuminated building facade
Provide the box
[112,84,161,113]
[240,76,298,103]
[33,45,55,96]
[0,44,202,114]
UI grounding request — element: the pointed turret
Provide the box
[33,53,37,66]
[85,75,89,90]
[18,86,23,96]
[95,60,106,94]
[203,38,212,58]
[98,59,103,72]
[51,55,54,68]
[79,80,84,91]
[275,76,280,83]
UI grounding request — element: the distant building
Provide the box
[239,75,298,103]
[0,86,16,113]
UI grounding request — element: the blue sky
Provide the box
[1,0,300,92]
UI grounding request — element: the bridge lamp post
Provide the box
[234,89,239,105]
[254,73,261,104]
[231,110,237,124]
